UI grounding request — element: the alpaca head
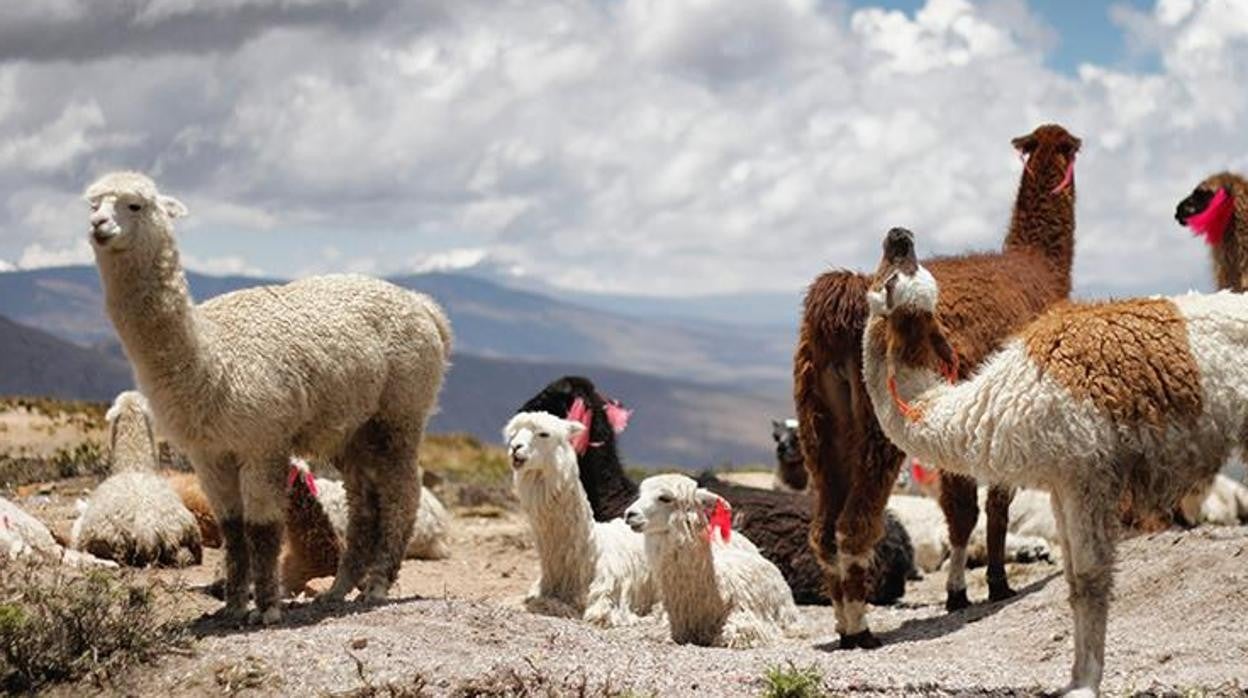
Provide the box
[866,228,958,383]
[1012,123,1081,196]
[105,390,150,426]
[105,390,158,472]
[503,411,585,478]
[623,474,731,543]
[83,171,188,255]
[771,418,807,491]
[1176,172,1239,246]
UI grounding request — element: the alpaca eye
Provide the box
[537,431,550,438]
[657,494,673,504]
[128,204,142,212]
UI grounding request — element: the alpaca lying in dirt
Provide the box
[625,474,800,648]
[507,412,657,626]
[1,496,116,569]
[862,227,1247,697]
[71,392,202,567]
[86,171,450,623]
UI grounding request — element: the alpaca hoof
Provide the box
[988,581,1017,603]
[945,588,970,612]
[357,582,390,603]
[1059,684,1097,698]
[838,630,882,650]
[208,602,249,623]
[248,606,282,625]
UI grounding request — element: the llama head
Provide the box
[83,171,188,254]
[771,418,807,491]
[624,474,731,543]
[866,228,958,382]
[1012,123,1081,196]
[503,411,585,476]
[1176,172,1239,246]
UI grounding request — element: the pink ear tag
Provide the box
[304,471,319,498]
[286,463,300,490]
[604,401,632,434]
[565,397,593,455]
[708,499,732,543]
[1188,188,1234,246]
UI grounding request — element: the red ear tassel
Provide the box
[708,499,732,543]
[304,471,319,498]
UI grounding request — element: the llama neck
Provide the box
[1003,159,1075,296]
[860,321,978,480]
[109,413,157,474]
[517,460,598,605]
[1212,182,1248,292]
[96,235,208,390]
[649,528,727,642]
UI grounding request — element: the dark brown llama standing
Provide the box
[794,123,1080,649]
[1175,171,1248,291]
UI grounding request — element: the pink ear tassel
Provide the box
[566,397,593,455]
[1187,188,1235,246]
[604,401,631,434]
[1051,154,1076,195]
[286,464,300,490]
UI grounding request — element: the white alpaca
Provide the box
[1180,474,1248,526]
[70,392,202,567]
[624,474,799,648]
[862,227,1248,697]
[312,476,451,560]
[85,171,451,623]
[887,491,1054,574]
[505,412,657,627]
[1,497,117,569]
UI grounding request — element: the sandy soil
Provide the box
[18,488,1246,697]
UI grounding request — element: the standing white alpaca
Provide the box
[84,171,451,624]
[624,474,799,648]
[505,411,658,626]
[71,391,203,567]
[861,227,1248,697]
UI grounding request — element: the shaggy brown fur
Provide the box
[1176,172,1248,291]
[795,124,1080,648]
[279,467,342,597]
[164,471,221,548]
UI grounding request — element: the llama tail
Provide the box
[424,299,454,362]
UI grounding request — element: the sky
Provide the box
[0,0,1246,298]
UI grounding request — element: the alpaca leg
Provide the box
[240,458,287,625]
[322,462,376,602]
[938,472,979,611]
[194,456,248,619]
[985,484,1017,601]
[1056,491,1115,697]
[357,425,423,601]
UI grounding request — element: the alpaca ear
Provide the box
[564,419,586,437]
[694,488,723,510]
[1011,133,1038,153]
[158,195,188,219]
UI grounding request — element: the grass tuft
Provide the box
[760,662,826,698]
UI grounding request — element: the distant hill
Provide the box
[0,267,793,391]
[3,317,783,467]
[0,314,131,400]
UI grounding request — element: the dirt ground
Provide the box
[16,489,1248,697]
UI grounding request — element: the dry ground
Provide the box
[4,404,1247,696]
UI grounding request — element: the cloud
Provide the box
[0,0,1246,298]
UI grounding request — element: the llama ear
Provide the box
[1011,133,1038,153]
[158,195,188,219]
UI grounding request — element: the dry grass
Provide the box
[0,558,188,692]
[421,433,516,511]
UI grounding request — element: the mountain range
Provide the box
[0,266,797,466]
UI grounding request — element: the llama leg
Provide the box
[938,471,979,611]
[240,458,287,625]
[194,456,248,619]
[1056,491,1115,697]
[985,484,1017,601]
[322,461,376,602]
[358,428,422,601]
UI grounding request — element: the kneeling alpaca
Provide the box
[71,392,202,567]
[863,227,1248,697]
[624,474,799,648]
[506,412,657,626]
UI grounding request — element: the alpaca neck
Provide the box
[860,323,977,480]
[1212,215,1244,292]
[96,234,208,390]
[1003,163,1075,296]
[518,459,598,605]
[109,414,157,474]
[650,526,727,642]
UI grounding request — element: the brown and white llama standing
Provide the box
[1175,171,1248,291]
[794,123,1080,648]
[863,226,1247,697]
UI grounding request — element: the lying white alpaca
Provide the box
[85,172,450,623]
[624,474,799,648]
[862,227,1248,697]
[71,392,202,567]
[888,491,1054,574]
[1180,473,1248,526]
[506,412,657,626]
[1,496,117,569]
[308,471,451,560]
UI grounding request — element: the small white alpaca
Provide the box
[1,496,117,569]
[506,411,657,626]
[863,227,1248,697]
[624,474,800,648]
[85,171,451,623]
[71,392,202,567]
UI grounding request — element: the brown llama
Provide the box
[1175,171,1248,291]
[794,123,1079,649]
